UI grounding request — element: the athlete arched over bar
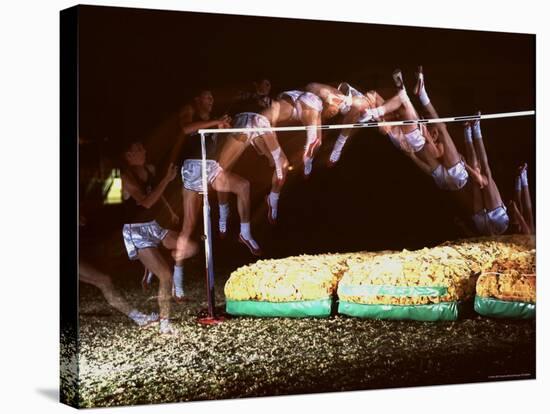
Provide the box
[326,82,405,165]
[260,87,344,222]
[377,66,509,235]
[411,66,510,235]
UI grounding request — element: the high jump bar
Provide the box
[199,110,535,134]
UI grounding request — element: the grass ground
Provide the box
[67,267,535,408]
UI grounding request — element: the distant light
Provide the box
[104,169,123,204]
[287,165,294,171]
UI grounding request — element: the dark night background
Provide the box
[77,5,535,271]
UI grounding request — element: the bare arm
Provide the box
[509,200,531,235]
[179,104,229,135]
[305,82,339,100]
[160,195,177,216]
[406,152,433,176]
[122,164,177,209]
[161,195,180,224]
[306,82,349,114]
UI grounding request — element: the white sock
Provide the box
[305,128,318,149]
[268,191,279,218]
[516,176,522,191]
[364,106,386,120]
[240,222,251,239]
[173,265,184,297]
[128,310,158,326]
[270,148,283,180]
[419,88,430,106]
[330,134,348,162]
[128,309,145,322]
[159,318,175,334]
[419,91,430,106]
[304,156,313,175]
[472,120,482,139]
[398,89,410,105]
[393,70,404,89]
[358,110,374,123]
[373,106,386,118]
[240,222,260,250]
[521,169,528,187]
[219,203,229,232]
[464,125,473,143]
[414,73,430,106]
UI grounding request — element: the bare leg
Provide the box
[216,191,230,237]
[519,165,535,233]
[217,192,230,206]
[397,102,440,171]
[521,187,535,233]
[253,136,273,166]
[461,128,485,216]
[329,107,362,165]
[79,261,133,316]
[508,200,531,234]
[414,70,462,168]
[162,229,189,302]
[174,189,202,262]
[463,123,480,171]
[256,133,289,193]
[261,132,288,185]
[136,248,173,320]
[301,110,322,176]
[212,171,250,222]
[252,133,288,225]
[217,135,247,170]
[515,174,524,216]
[463,123,487,188]
[212,171,261,255]
[270,151,289,193]
[390,70,441,166]
[376,93,404,117]
[161,229,183,250]
[214,134,243,237]
[472,118,504,210]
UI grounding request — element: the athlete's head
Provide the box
[254,78,271,96]
[192,88,214,113]
[322,93,345,119]
[322,103,339,119]
[123,141,146,167]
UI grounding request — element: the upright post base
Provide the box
[197,307,226,325]
[197,315,226,325]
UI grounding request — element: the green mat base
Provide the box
[226,298,332,318]
[338,301,459,321]
[474,296,535,319]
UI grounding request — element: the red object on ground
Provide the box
[197,315,226,325]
